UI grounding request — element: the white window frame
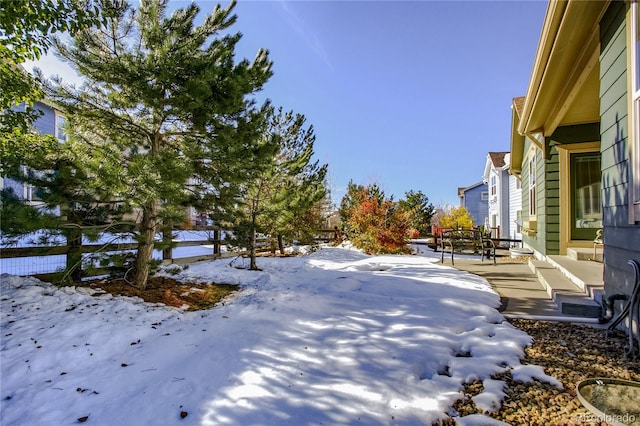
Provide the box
[55,112,67,142]
[529,153,537,217]
[490,175,497,196]
[26,184,35,202]
[631,1,640,222]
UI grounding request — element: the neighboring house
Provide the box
[510,1,640,307]
[457,182,489,227]
[483,152,511,238]
[1,101,66,205]
[2,101,208,230]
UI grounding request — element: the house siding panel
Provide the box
[521,139,546,254]
[32,102,56,135]
[600,0,627,63]
[508,174,522,240]
[544,146,561,254]
[535,147,547,254]
[601,138,629,175]
[599,36,626,91]
[460,183,488,227]
[500,169,510,236]
[2,102,57,200]
[599,1,640,303]
[602,145,630,196]
[522,154,530,219]
[546,162,560,175]
[603,180,629,209]
[2,178,23,197]
[601,83,628,129]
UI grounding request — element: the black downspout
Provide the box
[599,294,629,324]
[603,260,640,360]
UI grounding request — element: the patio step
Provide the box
[546,255,604,299]
[567,247,603,263]
[529,258,603,318]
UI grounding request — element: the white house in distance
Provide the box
[482,152,522,241]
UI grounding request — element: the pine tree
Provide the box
[23,139,134,282]
[44,0,273,288]
[399,190,435,237]
[223,106,327,270]
[260,108,327,253]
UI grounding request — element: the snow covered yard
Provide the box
[0,246,560,425]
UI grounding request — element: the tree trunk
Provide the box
[277,233,284,254]
[249,210,259,270]
[131,203,158,288]
[249,227,258,270]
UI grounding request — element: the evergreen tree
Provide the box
[25,139,133,281]
[338,181,365,231]
[0,189,61,240]
[45,0,273,288]
[284,188,331,248]
[223,106,327,270]
[260,107,327,254]
[399,190,435,236]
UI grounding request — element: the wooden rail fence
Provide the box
[0,227,341,279]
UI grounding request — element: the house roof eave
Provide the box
[518,0,609,137]
[510,97,525,176]
[482,156,492,183]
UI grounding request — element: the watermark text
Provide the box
[575,412,637,424]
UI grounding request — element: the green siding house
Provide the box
[511,0,640,308]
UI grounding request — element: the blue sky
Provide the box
[225,0,548,207]
[32,0,548,208]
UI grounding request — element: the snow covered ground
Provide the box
[0,245,561,425]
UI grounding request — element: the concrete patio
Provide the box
[445,253,605,323]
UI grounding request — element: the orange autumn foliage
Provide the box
[342,186,412,254]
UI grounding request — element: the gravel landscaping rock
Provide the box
[434,319,640,425]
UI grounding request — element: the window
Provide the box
[490,175,497,196]
[55,113,67,142]
[571,153,602,239]
[632,1,640,220]
[529,154,537,216]
[481,191,489,201]
[25,184,41,202]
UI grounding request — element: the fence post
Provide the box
[64,209,83,282]
[162,226,172,261]
[66,228,83,282]
[213,228,220,255]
